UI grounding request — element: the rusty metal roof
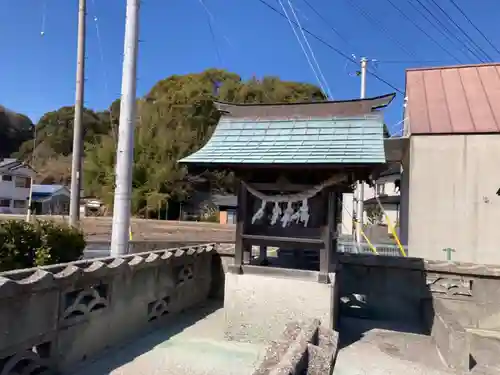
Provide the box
[406,63,500,135]
[213,93,395,119]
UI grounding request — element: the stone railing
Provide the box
[0,243,215,374]
[253,319,339,375]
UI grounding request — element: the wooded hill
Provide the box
[5,69,325,217]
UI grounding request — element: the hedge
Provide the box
[0,220,86,271]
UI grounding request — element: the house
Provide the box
[0,158,36,214]
[181,192,238,223]
[341,163,401,236]
[212,194,237,224]
[399,63,500,264]
[364,163,401,225]
[31,184,70,215]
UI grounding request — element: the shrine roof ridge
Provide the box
[216,113,383,123]
[213,93,396,119]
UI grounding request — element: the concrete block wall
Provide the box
[0,244,215,374]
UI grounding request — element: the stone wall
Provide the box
[337,253,500,370]
[337,254,500,329]
[0,244,215,374]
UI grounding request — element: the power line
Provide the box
[255,0,404,94]
[447,0,500,57]
[383,0,463,64]
[287,0,333,98]
[411,0,485,62]
[426,0,492,62]
[300,0,357,53]
[199,0,222,66]
[277,0,328,96]
[376,60,448,64]
[343,0,418,59]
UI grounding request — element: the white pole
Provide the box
[110,0,140,256]
[355,57,368,247]
[69,0,87,227]
[26,125,38,222]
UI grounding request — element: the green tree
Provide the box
[14,106,111,183]
[83,69,324,216]
[0,105,34,158]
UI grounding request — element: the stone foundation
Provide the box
[253,319,339,375]
[224,265,338,344]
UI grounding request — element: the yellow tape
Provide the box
[354,220,379,255]
[375,196,407,257]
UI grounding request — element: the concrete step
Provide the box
[468,328,500,370]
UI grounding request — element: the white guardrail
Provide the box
[337,241,408,257]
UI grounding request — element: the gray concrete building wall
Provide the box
[405,134,500,264]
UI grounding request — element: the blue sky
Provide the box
[1,0,499,135]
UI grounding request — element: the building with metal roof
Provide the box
[399,63,500,264]
[31,184,70,215]
[180,94,395,168]
[180,94,396,341]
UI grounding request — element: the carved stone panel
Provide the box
[62,284,109,321]
[0,342,52,375]
[147,296,171,322]
[426,274,473,298]
[174,265,194,286]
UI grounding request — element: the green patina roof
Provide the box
[179,115,386,165]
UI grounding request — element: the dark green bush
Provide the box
[0,220,86,271]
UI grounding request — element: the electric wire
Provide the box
[199,0,222,66]
[383,0,463,64]
[300,0,357,54]
[411,0,485,62]
[255,0,404,94]
[276,0,328,97]
[90,0,117,141]
[41,0,47,36]
[343,0,418,59]
[426,0,492,62]
[287,0,333,99]
[198,0,233,48]
[447,0,500,57]
[375,60,448,64]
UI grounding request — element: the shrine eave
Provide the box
[212,93,396,119]
[179,115,387,167]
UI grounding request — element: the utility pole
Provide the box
[355,57,368,247]
[110,0,140,256]
[69,0,87,227]
[25,126,37,223]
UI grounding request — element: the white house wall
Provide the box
[407,134,500,264]
[341,179,400,236]
[0,168,33,214]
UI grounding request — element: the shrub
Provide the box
[0,221,42,271]
[0,220,86,271]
